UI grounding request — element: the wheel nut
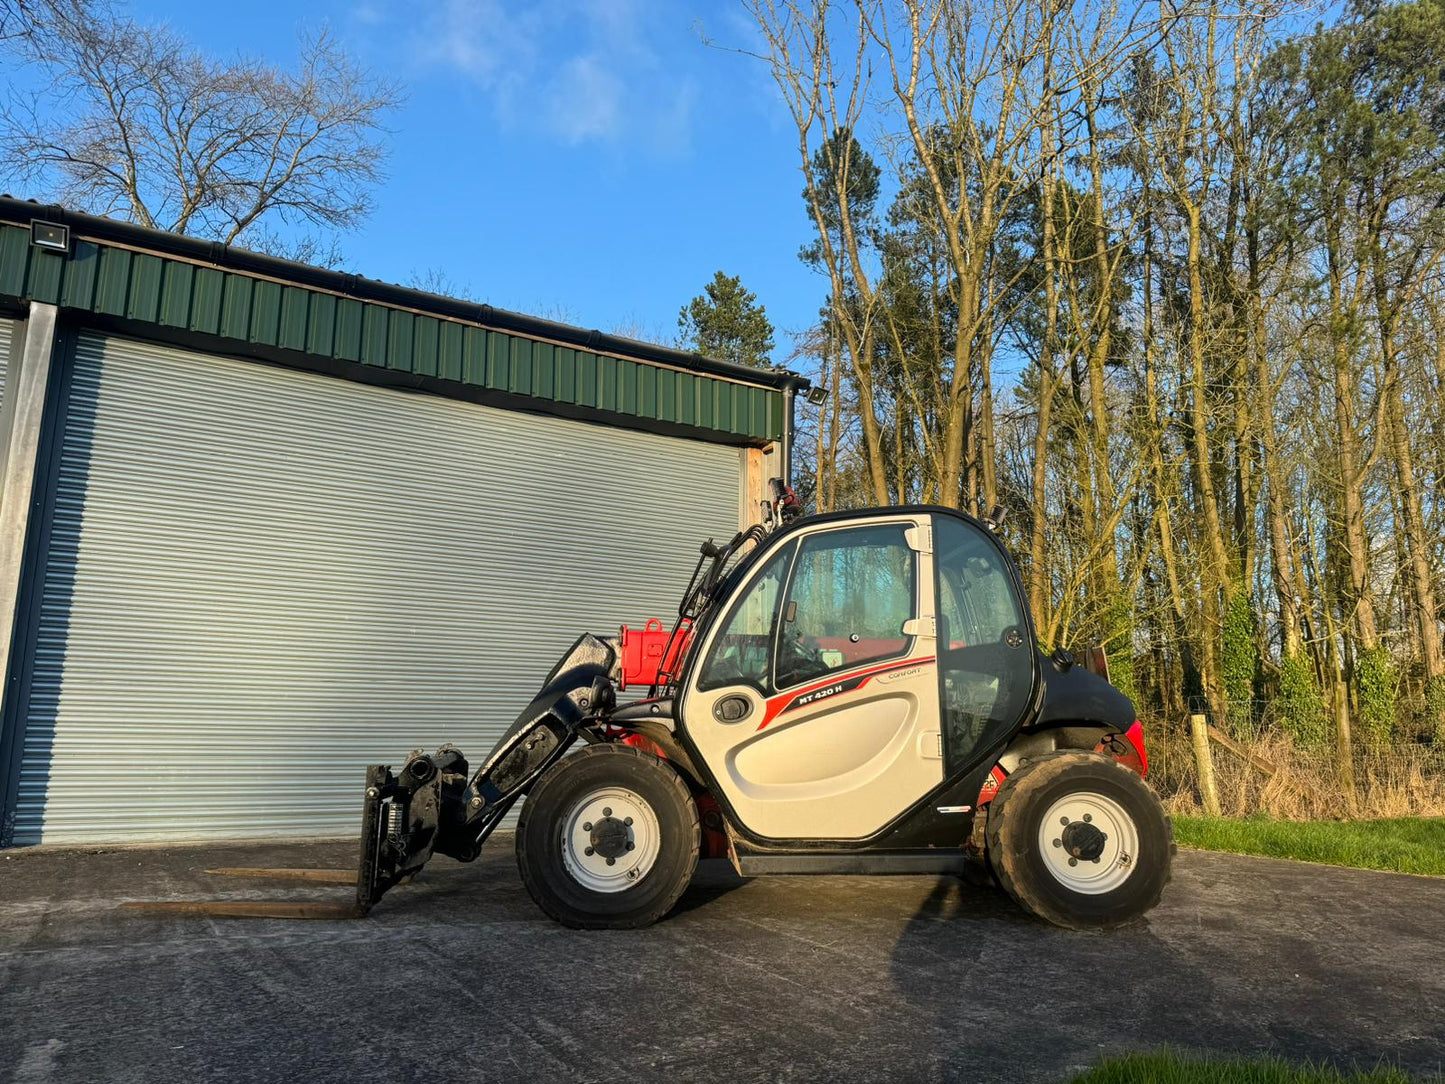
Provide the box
[1060,816,1069,826]
[1083,813,1093,823]
[624,817,633,826]
[1068,857,1078,867]
[626,841,634,851]
[602,807,612,817]
[606,857,616,866]
[1052,839,1062,848]
[585,847,594,857]
[583,822,592,831]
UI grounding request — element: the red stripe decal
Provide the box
[756,656,936,730]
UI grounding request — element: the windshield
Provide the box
[650,526,771,696]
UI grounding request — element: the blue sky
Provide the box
[123,0,822,362]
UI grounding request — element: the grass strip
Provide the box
[1072,1051,1424,1083]
[1172,815,1445,876]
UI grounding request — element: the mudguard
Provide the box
[1029,651,1137,732]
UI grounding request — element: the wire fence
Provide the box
[1145,706,1445,819]
[1185,696,1445,744]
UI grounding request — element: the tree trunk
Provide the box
[1380,298,1445,716]
[1185,201,1233,725]
[1031,171,1061,627]
[1247,231,1302,657]
[1329,337,1379,651]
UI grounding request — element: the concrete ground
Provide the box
[0,837,1441,1084]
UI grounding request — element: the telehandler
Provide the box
[146,483,1172,930]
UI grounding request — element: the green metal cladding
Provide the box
[0,223,784,442]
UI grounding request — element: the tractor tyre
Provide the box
[516,743,700,930]
[985,752,1174,929]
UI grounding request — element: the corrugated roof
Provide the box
[0,196,801,444]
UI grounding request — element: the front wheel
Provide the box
[986,752,1174,929]
[516,744,700,929]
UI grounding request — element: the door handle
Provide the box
[714,696,752,723]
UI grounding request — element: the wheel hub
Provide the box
[1036,790,1140,895]
[1060,820,1107,862]
[589,816,632,860]
[561,787,661,894]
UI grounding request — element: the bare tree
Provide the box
[407,267,482,303]
[1,0,68,41]
[745,1,895,505]
[764,0,1445,783]
[1,0,401,253]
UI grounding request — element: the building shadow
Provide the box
[1,325,90,847]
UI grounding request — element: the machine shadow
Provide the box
[670,859,751,916]
[886,875,1185,1083]
[361,849,749,924]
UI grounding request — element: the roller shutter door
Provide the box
[12,333,744,844]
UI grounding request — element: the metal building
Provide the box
[0,197,802,847]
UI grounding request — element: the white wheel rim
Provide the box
[1036,790,1140,895]
[560,787,661,894]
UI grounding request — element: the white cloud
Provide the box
[409,0,543,114]
[400,0,695,153]
[351,3,389,27]
[547,56,623,143]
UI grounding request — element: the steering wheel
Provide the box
[775,633,830,687]
[940,640,1018,674]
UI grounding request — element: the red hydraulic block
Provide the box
[617,619,690,691]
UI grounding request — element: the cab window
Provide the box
[696,542,793,693]
[774,524,916,689]
[935,515,1033,772]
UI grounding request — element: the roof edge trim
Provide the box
[0,196,809,393]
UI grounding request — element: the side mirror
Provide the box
[1050,646,1076,672]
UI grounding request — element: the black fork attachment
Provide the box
[125,635,618,920]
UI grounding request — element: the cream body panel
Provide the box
[731,693,914,790]
[681,514,942,840]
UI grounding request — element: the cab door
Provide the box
[681,515,941,840]
[932,512,1038,776]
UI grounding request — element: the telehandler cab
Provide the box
[146,483,1172,929]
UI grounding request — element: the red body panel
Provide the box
[979,721,1151,807]
[976,765,1009,807]
[618,732,729,860]
[1117,720,1150,776]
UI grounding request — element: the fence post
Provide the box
[1190,712,1222,816]
[1334,692,1359,816]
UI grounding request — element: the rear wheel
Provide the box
[985,753,1173,929]
[516,744,700,929]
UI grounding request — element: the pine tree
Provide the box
[678,272,775,369]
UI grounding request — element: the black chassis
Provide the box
[353,505,1137,913]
